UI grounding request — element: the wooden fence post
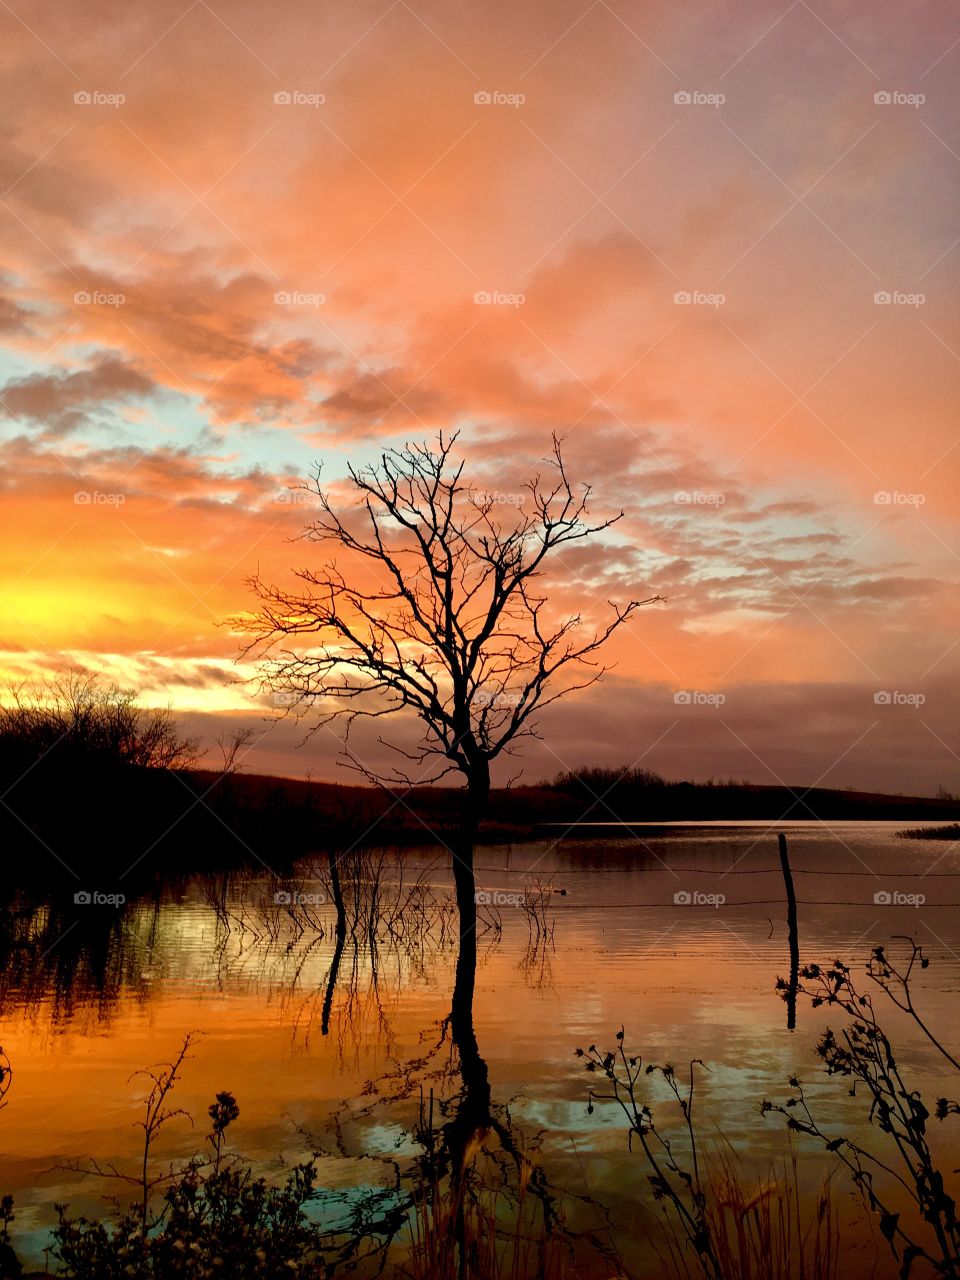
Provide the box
[778,832,800,1030]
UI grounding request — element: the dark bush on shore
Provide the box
[546,765,667,794]
[0,673,199,775]
[49,1161,326,1280]
[0,1038,328,1280]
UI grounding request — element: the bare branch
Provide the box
[235,433,662,792]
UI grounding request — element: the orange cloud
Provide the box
[0,0,957,786]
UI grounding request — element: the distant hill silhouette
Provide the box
[3,750,958,889]
[5,680,955,885]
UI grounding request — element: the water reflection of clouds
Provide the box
[2,829,959,1274]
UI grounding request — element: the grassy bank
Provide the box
[896,822,960,840]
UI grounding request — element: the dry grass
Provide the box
[657,1139,839,1280]
[399,1133,839,1280]
[896,822,960,840]
[399,1137,573,1280]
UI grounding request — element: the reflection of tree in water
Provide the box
[205,850,464,1067]
[311,925,622,1278]
[516,927,555,994]
[516,880,558,994]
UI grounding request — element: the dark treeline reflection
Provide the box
[0,889,161,1027]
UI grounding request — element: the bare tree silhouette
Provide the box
[238,433,660,936]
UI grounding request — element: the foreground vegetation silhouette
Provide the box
[579,940,959,1279]
[4,935,958,1278]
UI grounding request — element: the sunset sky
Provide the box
[1,0,958,792]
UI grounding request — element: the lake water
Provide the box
[2,820,958,1276]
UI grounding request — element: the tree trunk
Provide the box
[451,764,489,943]
[445,922,491,1278]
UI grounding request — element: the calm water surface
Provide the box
[2,820,958,1275]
